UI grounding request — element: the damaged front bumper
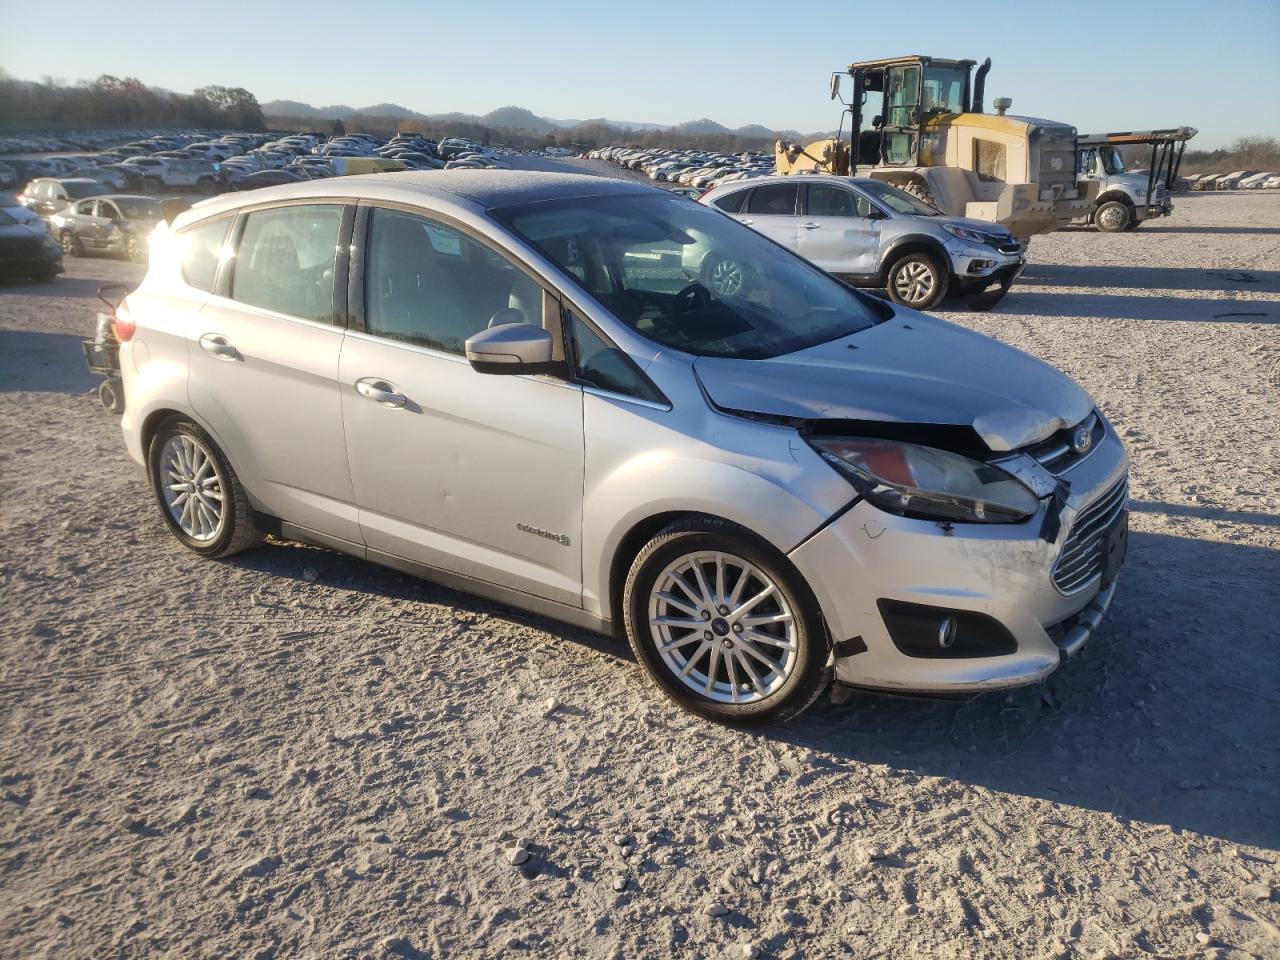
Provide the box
[788,423,1128,694]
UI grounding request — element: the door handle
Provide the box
[801,222,821,230]
[198,333,241,361]
[355,377,407,409]
[738,218,753,225]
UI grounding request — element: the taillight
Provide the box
[112,297,136,342]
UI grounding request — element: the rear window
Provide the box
[711,189,747,214]
[746,184,798,216]
[230,204,343,322]
[177,216,232,293]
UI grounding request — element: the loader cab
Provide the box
[835,56,978,168]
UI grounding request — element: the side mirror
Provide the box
[829,73,843,102]
[465,322,555,375]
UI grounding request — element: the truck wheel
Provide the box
[141,177,162,195]
[885,251,949,310]
[1094,200,1131,232]
[60,231,82,257]
[196,178,216,196]
[900,180,939,211]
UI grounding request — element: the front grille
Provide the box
[1023,413,1104,475]
[1052,476,1128,594]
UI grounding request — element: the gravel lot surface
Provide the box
[2,172,1278,959]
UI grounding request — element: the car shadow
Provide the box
[1129,499,1280,528]
[997,291,1276,323]
[0,275,119,299]
[753,530,1280,850]
[0,330,98,394]
[225,536,633,666]
[228,524,1280,849]
[1021,263,1280,293]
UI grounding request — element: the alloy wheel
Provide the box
[159,434,226,542]
[707,258,745,297]
[893,260,936,304]
[647,551,798,704]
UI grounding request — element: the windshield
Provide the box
[494,193,882,360]
[116,198,162,219]
[1099,146,1126,175]
[921,65,968,115]
[856,179,940,216]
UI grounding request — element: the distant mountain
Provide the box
[482,106,554,132]
[671,118,731,135]
[262,98,812,142]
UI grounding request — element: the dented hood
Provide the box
[693,313,1093,452]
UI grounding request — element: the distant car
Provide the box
[699,175,1026,310]
[0,206,64,281]
[667,186,705,201]
[17,178,112,218]
[48,194,163,262]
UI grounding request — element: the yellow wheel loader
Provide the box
[776,56,1097,238]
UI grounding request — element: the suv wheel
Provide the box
[141,177,162,195]
[60,231,81,257]
[147,419,262,558]
[196,178,216,196]
[702,255,747,297]
[623,517,831,724]
[886,251,948,309]
[1094,200,1132,232]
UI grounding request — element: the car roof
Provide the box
[178,170,657,227]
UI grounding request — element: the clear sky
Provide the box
[2,0,1278,148]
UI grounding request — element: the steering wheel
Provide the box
[672,282,713,313]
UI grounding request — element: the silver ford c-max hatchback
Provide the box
[111,171,1127,724]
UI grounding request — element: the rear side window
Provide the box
[231,204,343,322]
[177,216,232,293]
[712,189,747,214]
[746,184,798,216]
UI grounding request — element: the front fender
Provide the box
[578,394,855,621]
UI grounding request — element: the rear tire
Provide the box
[147,418,262,559]
[1094,200,1131,232]
[60,231,81,257]
[141,177,162,195]
[622,516,832,725]
[885,251,949,310]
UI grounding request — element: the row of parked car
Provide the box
[0,129,520,281]
[1184,170,1280,191]
[588,146,774,192]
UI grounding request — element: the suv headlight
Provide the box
[941,223,1005,246]
[808,437,1041,523]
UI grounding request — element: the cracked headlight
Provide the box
[941,223,1004,246]
[808,437,1041,523]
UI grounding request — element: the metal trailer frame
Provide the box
[1076,127,1198,210]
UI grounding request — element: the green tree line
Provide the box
[0,71,267,134]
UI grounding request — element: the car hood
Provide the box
[692,312,1093,452]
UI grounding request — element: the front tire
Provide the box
[1094,200,1132,232]
[147,419,262,558]
[60,231,81,257]
[141,177,162,195]
[196,178,216,196]
[125,236,146,262]
[622,517,832,725]
[885,251,949,309]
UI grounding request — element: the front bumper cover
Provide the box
[788,423,1128,693]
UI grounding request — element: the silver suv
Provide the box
[107,171,1127,724]
[700,175,1026,310]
